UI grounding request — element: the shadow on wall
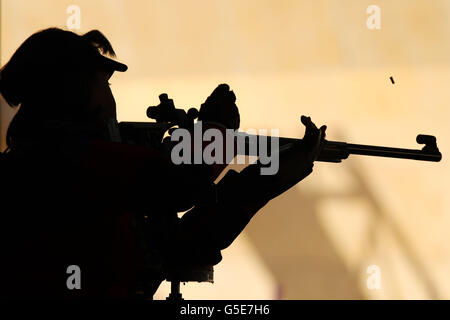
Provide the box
[245,184,364,299]
[244,158,440,299]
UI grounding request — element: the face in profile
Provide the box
[88,69,117,122]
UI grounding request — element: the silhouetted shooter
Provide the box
[0,28,326,298]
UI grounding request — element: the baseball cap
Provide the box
[0,28,127,107]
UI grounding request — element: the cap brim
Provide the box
[102,56,128,72]
[96,54,128,75]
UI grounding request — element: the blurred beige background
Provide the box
[1,0,448,299]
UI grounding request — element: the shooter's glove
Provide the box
[198,83,240,130]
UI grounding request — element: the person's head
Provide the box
[0,27,127,150]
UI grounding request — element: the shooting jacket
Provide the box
[0,131,269,298]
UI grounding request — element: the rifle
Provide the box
[119,93,442,164]
[119,93,442,300]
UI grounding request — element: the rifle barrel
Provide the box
[343,142,441,162]
[237,134,442,163]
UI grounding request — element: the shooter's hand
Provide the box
[271,115,326,186]
[300,115,327,164]
[221,115,327,204]
[198,83,240,130]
